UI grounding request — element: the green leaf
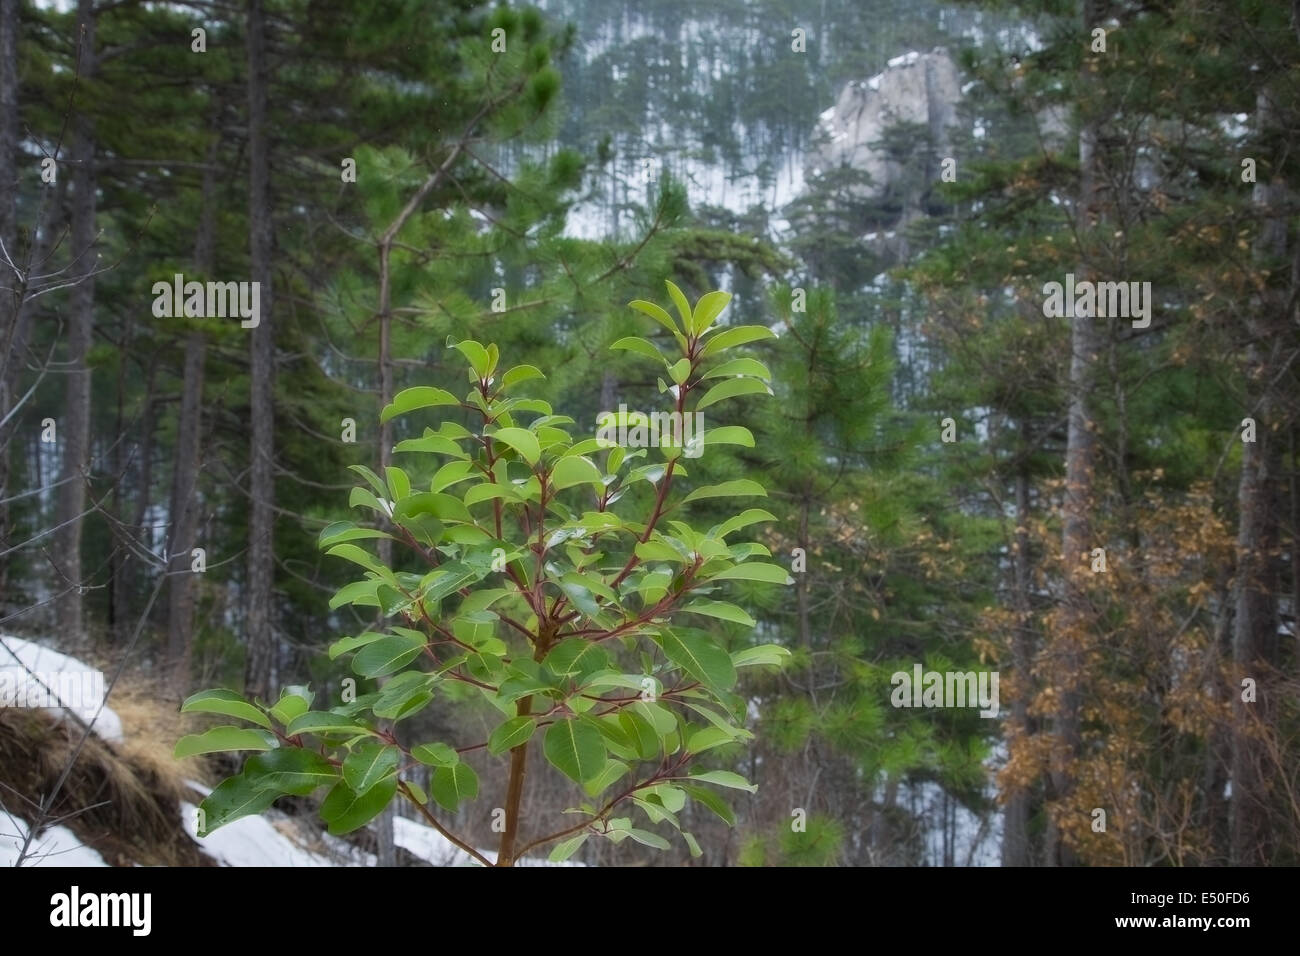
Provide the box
[611,336,667,365]
[634,539,687,563]
[653,629,737,690]
[633,794,681,828]
[554,575,602,620]
[349,464,387,497]
[682,831,703,858]
[245,748,337,795]
[665,280,693,331]
[680,599,757,628]
[352,633,426,678]
[690,290,732,336]
[580,671,653,694]
[348,486,389,517]
[197,774,278,835]
[450,339,490,379]
[489,426,540,465]
[669,357,691,385]
[678,783,736,826]
[502,364,545,387]
[677,699,744,734]
[559,570,618,604]
[329,578,382,611]
[629,299,679,336]
[385,466,411,500]
[372,671,435,721]
[320,778,398,835]
[544,637,611,678]
[431,460,477,493]
[328,630,388,660]
[625,828,671,850]
[700,425,755,447]
[174,726,275,759]
[268,688,311,725]
[549,833,589,862]
[285,711,370,737]
[381,386,458,423]
[628,699,677,734]
[488,716,536,755]
[412,742,459,767]
[699,325,777,358]
[393,434,467,457]
[714,509,777,538]
[180,689,271,729]
[326,543,387,576]
[686,726,739,754]
[619,708,660,759]
[431,762,479,812]
[643,784,687,813]
[395,491,471,524]
[711,562,794,585]
[343,743,400,795]
[681,479,766,504]
[701,357,769,380]
[731,644,793,668]
[583,758,631,797]
[543,718,606,784]
[318,522,393,548]
[463,483,518,506]
[686,769,757,793]
[695,377,771,410]
[550,455,603,490]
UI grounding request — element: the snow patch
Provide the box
[0,635,122,742]
[0,818,109,868]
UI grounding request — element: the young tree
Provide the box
[178,285,791,865]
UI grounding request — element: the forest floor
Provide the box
[0,636,561,868]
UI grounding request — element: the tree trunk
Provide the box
[1047,0,1105,867]
[1229,84,1286,867]
[1002,435,1035,866]
[53,0,98,642]
[1229,371,1280,865]
[0,0,17,588]
[166,129,218,694]
[111,359,156,645]
[242,0,276,701]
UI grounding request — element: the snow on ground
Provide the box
[184,781,580,867]
[0,635,123,742]
[393,815,473,866]
[0,817,109,867]
[182,800,372,867]
[0,638,574,867]
[392,816,581,866]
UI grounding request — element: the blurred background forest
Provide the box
[2,0,1299,867]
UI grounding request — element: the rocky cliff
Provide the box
[805,48,963,197]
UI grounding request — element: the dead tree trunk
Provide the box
[1229,84,1287,867]
[166,128,219,694]
[242,0,276,701]
[1002,426,1036,866]
[1046,0,1106,867]
[53,0,98,641]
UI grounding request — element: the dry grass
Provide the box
[0,674,214,867]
